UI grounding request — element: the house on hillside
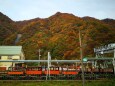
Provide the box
[0,46,25,70]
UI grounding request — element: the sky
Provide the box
[0,0,115,21]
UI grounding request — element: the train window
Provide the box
[50,67,53,70]
[32,68,33,70]
[55,67,59,70]
[35,67,37,70]
[63,67,67,71]
[32,67,35,70]
[45,68,47,70]
[38,67,42,70]
[8,67,12,71]
[29,67,31,70]
[33,67,36,70]
[28,67,31,70]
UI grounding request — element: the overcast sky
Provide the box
[0,0,115,21]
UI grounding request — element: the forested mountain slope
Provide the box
[0,12,115,60]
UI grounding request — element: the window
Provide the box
[8,56,12,60]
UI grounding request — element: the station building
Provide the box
[0,46,25,70]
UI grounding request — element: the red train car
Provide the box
[0,67,6,71]
[8,67,24,75]
[26,67,42,75]
[44,67,60,75]
[61,67,78,75]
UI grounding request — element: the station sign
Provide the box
[94,43,115,53]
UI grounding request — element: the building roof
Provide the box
[0,46,23,55]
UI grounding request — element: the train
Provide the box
[0,65,114,80]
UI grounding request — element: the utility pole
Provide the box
[79,29,85,86]
[46,52,51,80]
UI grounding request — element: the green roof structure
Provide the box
[0,46,25,59]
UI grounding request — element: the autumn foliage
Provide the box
[0,12,115,60]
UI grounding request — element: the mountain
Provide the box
[0,12,115,60]
[0,12,17,45]
[102,18,115,28]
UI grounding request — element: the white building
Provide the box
[0,46,25,70]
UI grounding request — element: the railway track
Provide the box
[0,79,111,82]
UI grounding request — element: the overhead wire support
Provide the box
[79,29,85,86]
[0,60,81,63]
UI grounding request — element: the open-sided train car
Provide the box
[0,65,114,80]
[25,67,42,80]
